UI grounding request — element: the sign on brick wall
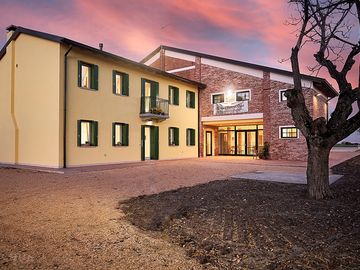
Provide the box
[213,100,248,115]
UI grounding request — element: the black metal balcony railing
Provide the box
[140,96,169,121]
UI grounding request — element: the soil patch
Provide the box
[122,155,360,269]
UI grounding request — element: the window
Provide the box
[169,86,179,105]
[186,91,196,108]
[280,127,298,139]
[236,90,250,101]
[168,127,179,146]
[279,90,288,102]
[112,123,129,146]
[77,120,98,146]
[78,61,98,90]
[113,71,129,96]
[186,128,196,146]
[212,93,224,104]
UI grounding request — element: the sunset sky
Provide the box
[0,0,359,142]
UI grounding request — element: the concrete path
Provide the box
[231,171,343,185]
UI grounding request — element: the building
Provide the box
[141,46,338,160]
[0,26,205,168]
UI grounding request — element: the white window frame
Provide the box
[279,125,299,139]
[210,92,225,104]
[279,89,288,102]
[235,89,252,101]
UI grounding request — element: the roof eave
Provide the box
[1,26,205,89]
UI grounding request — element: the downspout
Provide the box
[198,87,201,158]
[63,45,73,168]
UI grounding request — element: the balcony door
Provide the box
[141,78,159,112]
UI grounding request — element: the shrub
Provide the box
[259,141,270,160]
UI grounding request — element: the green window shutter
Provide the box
[141,125,145,160]
[186,129,189,146]
[174,127,179,146]
[91,65,99,90]
[168,127,171,145]
[141,78,145,96]
[92,121,98,146]
[174,88,179,105]
[122,73,129,96]
[153,81,159,97]
[78,61,82,87]
[191,129,195,145]
[122,124,129,146]
[77,120,81,146]
[190,92,195,108]
[112,71,117,94]
[112,123,116,146]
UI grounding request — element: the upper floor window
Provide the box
[113,71,129,96]
[280,126,298,139]
[168,127,179,146]
[169,86,179,105]
[279,89,288,102]
[212,93,224,104]
[236,90,250,101]
[77,120,98,146]
[112,122,129,146]
[78,61,98,90]
[186,91,196,108]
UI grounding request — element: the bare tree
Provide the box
[286,0,360,199]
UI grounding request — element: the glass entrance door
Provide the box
[206,131,212,156]
[236,130,257,156]
[218,126,263,156]
[246,131,257,156]
[237,131,246,155]
[219,131,235,155]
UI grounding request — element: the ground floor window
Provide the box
[168,127,179,146]
[78,120,98,146]
[280,126,298,139]
[113,123,129,146]
[218,125,263,156]
[186,128,196,146]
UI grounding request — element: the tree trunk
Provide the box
[306,142,332,199]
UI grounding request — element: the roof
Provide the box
[141,45,338,98]
[0,26,206,89]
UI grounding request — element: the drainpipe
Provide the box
[63,45,73,168]
[198,87,201,158]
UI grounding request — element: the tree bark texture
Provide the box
[306,141,332,199]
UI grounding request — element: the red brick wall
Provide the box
[149,53,324,161]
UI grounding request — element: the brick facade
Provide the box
[148,52,328,161]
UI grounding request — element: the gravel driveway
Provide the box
[0,153,357,269]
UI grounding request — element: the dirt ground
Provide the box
[122,155,360,270]
[0,152,358,269]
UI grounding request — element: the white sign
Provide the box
[213,101,249,115]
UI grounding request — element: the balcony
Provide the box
[213,100,249,116]
[140,96,169,122]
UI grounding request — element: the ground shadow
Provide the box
[121,155,360,269]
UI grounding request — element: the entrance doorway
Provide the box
[236,130,257,156]
[218,125,263,156]
[141,125,159,160]
[205,131,212,156]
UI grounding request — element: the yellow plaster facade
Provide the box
[0,31,200,168]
